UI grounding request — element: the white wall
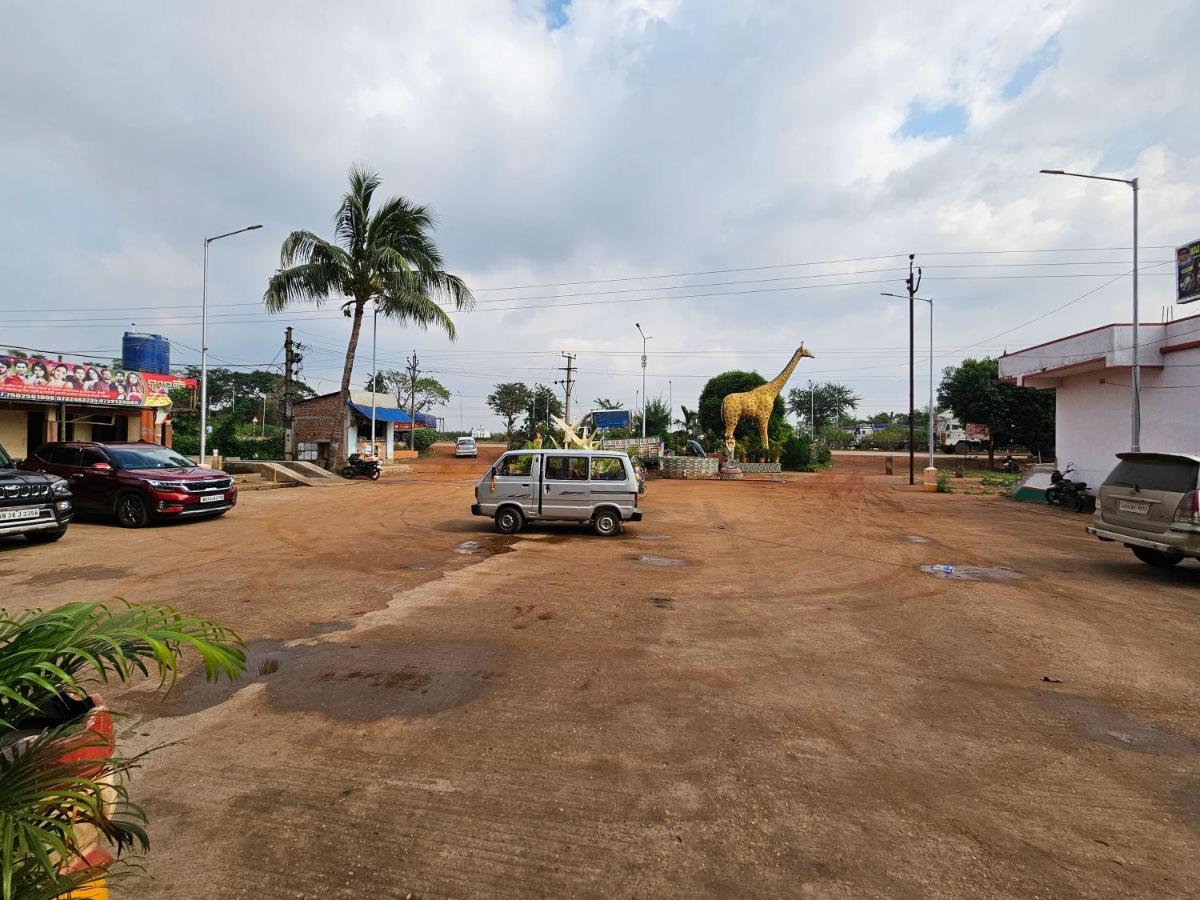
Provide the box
[1054,344,1200,490]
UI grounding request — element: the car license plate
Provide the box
[1118,499,1150,515]
[200,493,225,504]
[0,507,39,522]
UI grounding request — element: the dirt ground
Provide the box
[3,452,1199,898]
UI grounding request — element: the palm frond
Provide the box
[335,165,380,252]
[377,276,458,340]
[0,723,149,900]
[0,602,245,731]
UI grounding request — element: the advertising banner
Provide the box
[1177,239,1200,304]
[0,355,195,408]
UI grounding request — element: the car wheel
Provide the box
[592,508,621,537]
[1131,546,1183,567]
[26,526,67,544]
[495,506,524,535]
[115,492,149,528]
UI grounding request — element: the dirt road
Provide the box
[4,462,1199,898]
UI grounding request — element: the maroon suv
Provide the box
[21,441,237,528]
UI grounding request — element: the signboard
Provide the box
[591,409,631,430]
[1177,239,1200,304]
[0,354,195,408]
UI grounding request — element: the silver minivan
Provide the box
[471,449,643,536]
[1086,452,1200,567]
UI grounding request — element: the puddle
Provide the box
[904,535,930,544]
[454,540,485,555]
[129,633,506,722]
[651,597,676,609]
[1042,693,1200,756]
[636,534,673,542]
[311,620,355,636]
[452,536,516,558]
[26,565,129,585]
[918,564,1022,582]
[631,555,686,568]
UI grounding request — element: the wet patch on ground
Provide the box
[1042,693,1200,756]
[630,554,686,567]
[636,533,673,542]
[651,596,676,609]
[904,535,931,543]
[25,565,129,585]
[918,564,1023,581]
[130,633,506,722]
[452,535,517,558]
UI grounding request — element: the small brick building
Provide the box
[293,389,435,468]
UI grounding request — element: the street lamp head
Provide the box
[247,224,263,230]
[1039,169,1065,175]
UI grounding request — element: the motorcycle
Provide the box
[1045,464,1088,512]
[1001,454,1020,474]
[341,453,382,481]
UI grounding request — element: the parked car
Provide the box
[472,449,643,536]
[21,441,237,528]
[455,436,478,458]
[0,440,73,543]
[1086,452,1200,567]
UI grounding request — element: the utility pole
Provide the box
[905,254,922,486]
[406,351,420,450]
[557,352,576,423]
[635,323,652,439]
[282,327,300,460]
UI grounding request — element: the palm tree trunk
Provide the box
[335,297,367,465]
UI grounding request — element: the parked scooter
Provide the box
[1045,464,1088,512]
[341,452,382,481]
[1001,454,1020,474]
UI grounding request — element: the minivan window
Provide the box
[591,457,626,481]
[1105,457,1199,494]
[496,454,533,477]
[545,455,587,480]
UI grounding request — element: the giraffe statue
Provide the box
[721,344,815,460]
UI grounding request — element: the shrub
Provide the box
[411,427,439,452]
[781,435,812,471]
[811,440,832,466]
[936,470,953,493]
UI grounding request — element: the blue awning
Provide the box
[350,403,412,424]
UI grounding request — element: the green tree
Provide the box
[487,382,532,446]
[787,381,861,433]
[592,397,621,410]
[698,370,787,457]
[365,370,450,414]
[264,166,472,463]
[633,396,671,438]
[677,405,701,438]
[524,383,564,437]
[938,357,1055,466]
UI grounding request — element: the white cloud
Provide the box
[0,0,1196,425]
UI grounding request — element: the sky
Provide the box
[2,0,1198,431]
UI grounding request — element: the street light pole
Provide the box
[370,302,378,457]
[1040,168,1140,451]
[199,224,262,464]
[883,292,934,469]
[635,323,652,439]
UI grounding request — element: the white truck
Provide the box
[935,416,990,454]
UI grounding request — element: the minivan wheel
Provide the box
[592,509,620,537]
[1131,546,1183,567]
[495,507,524,535]
[115,493,149,529]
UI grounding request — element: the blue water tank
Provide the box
[122,333,170,374]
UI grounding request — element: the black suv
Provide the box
[0,440,72,543]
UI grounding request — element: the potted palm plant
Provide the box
[0,602,245,899]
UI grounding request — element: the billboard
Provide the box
[1177,239,1200,304]
[591,409,632,430]
[0,354,196,408]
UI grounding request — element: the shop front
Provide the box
[0,353,195,461]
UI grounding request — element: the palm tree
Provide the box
[264,166,473,461]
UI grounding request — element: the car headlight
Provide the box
[50,478,71,497]
[147,480,188,491]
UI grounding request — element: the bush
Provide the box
[811,440,832,467]
[411,427,439,452]
[818,425,853,450]
[781,435,812,471]
[698,370,787,459]
[936,470,953,493]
